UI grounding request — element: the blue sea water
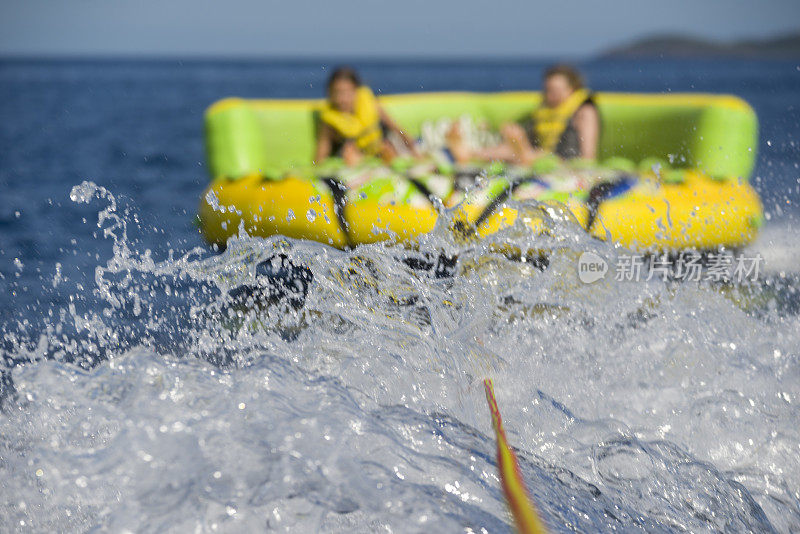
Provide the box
[1,58,799,532]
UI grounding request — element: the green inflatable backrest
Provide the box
[205,92,758,180]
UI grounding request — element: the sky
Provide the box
[1,0,799,58]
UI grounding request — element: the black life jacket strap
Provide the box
[584,174,634,232]
[321,176,355,250]
[473,174,542,229]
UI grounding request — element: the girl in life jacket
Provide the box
[448,64,600,165]
[315,67,419,167]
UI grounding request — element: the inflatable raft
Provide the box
[198,92,763,252]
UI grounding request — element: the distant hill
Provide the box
[603,31,800,58]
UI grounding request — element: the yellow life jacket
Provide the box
[319,86,383,155]
[531,88,591,152]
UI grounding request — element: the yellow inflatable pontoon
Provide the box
[198,92,763,252]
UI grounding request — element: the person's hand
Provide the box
[342,141,363,167]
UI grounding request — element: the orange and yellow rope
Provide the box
[483,379,548,534]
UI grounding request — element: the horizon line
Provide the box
[2,52,797,64]
[0,52,588,62]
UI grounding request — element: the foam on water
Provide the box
[748,223,800,276]
[1,182,799,532]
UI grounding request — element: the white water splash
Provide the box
[1,183,799,532]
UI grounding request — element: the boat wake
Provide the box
[1,182,798,532]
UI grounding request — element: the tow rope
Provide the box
[483,379,548,534]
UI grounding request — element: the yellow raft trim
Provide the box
[199,171,762,252]
[591,172,762,250]
[484,379,548,534]
[467,171,762,251]
[198,174,438,249]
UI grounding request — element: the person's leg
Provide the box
[445,123,473,164]
[448,122,518,164]
[473,143,516,163]
[379,140,398,163]
[501,123,538,166]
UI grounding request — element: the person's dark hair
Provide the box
[327,66,362,92]
[543,64,584,90]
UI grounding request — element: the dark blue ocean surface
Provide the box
[1,58,799,532]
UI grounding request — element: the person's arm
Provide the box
[499,122,545,166]
[378,106,419,155]
[314,122,334,164]
[573,103,600,160]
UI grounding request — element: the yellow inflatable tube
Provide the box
[199,171,761,252]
